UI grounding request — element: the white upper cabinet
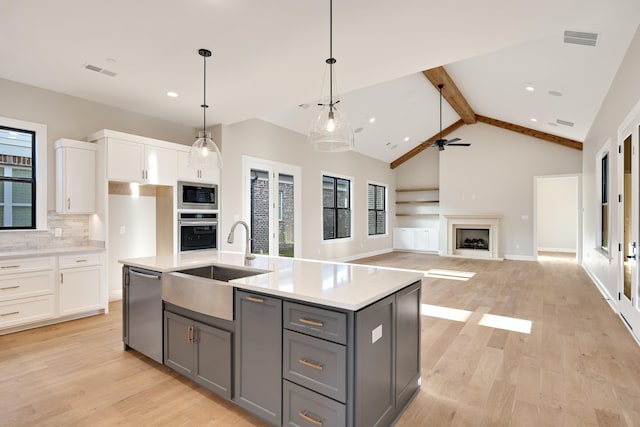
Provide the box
[177,148,219,184]
[55,139,97,214]
[106,137,177,185]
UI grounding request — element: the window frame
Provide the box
[367,182,387,237]
[0,117,47,231]
[321,173,353,242]
[596,141,611,253]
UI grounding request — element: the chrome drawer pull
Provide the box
[299,317,324,327]
[0,285,20,290]
[245,296,265,304]
[75,259,88,263]
[1,265,19,269]
[298,358,324,371]
[298,411,324,426]
[0,311,19,317]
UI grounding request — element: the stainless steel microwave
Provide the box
[177,181,218,210]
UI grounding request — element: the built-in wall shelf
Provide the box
[395,188,439,216]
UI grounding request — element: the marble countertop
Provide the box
[120,250,423,311]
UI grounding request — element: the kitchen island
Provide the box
[120,250,423,427]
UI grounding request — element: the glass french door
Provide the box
[243,157,301,258]
[619,110,640,335]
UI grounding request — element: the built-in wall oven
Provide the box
[178,212,218,252]
[178,181,218,210]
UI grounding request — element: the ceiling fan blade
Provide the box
[445,138,461,144]
[447,143,471,147]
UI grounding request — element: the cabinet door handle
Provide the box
[75,259,88,263]
[299,317,324,327]
[67,198,71,210]
[298,358,324,371]
[245,296,265,304]
[187,325,193,343]
[0,311,20,317]
[0,285,20,291]
[298,411,324,426]
[0,265,19,270]
[60,273,64,284]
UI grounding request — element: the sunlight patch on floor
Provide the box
[421,304,472,322]
[425,269,476,281]
[421,304,531,334]
[478,313,532,334]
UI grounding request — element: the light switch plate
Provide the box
[372,324,383,344]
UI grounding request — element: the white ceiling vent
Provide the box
[83,63,118,77]
[564,31,599,47]
[556,119,575,127]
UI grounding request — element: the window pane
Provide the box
[601,204,608,249]
[368,185,375,209]
[323,208,335,239]
[323,176,335,208]
[0,126,36,229]
[336,179,349,208]
[376,186,385,210]
[337,208,351,238]
[368,210,376,235]
[376,211,386,234]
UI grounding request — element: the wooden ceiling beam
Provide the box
[476,115,583,150]
[422,66,477,124]
[390,119,465,169]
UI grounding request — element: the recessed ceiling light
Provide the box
[404,137,410,142]
[390,144,398,150]
[354,127,363,133]
[385,142,391,146]
[548,90,563,97]
[368,117,376,124]
[525,85,535,92]
[530,118,538,122]
[167,91,179,98]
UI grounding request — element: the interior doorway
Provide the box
[242,156,302,258]
[534,175,581,262]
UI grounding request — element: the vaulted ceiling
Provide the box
[1,0,639,164]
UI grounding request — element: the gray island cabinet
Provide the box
[121,250,422,427]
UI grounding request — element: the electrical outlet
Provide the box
[54,228,62,237]
[120,226,126,235]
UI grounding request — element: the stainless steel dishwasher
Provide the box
[123,266,163,363]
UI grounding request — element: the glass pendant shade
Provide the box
[189,130,223,169]
[308,104,354,152]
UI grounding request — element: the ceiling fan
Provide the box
[434,83,470,151]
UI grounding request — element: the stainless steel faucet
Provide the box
[227,220,255,260]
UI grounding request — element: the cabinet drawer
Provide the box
[0,257,55,274]
[284,301,347,344]
[0,295,55,328]
[283,380,346,427]
[283,329,346,402]
[0,271,55,301]
[59,252,103,268]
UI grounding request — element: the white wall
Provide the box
[582,26,640,301]
[219,118,396,261]
[536,176,578,253]
[437,122,581,259]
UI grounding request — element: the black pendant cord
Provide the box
[322,0,337,110]
[199,49,212,134]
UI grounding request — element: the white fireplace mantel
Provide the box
[443,215,502,260]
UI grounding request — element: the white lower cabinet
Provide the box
[0,251,106,334]
[59,253,104,316]
[393,227,439,252]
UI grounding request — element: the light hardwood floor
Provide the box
[1,252,639,426]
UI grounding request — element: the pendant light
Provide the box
[308,0,354,152]
[189,48,223,169]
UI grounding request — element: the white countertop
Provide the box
[120,250,423,311]
[0,245,105,259]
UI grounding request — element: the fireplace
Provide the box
[456,228,490,250]
[444,215,502,259]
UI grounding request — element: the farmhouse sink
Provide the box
[163,264,269,321]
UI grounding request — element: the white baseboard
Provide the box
[109,289,123,302]
[581,263,617,312]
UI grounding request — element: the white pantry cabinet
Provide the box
[55,139,97,214]
[177,148,219,184]
[107,137,177,185]
[58,252,105,316]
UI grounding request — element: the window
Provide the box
[0,126,36,230]
[323,175,351,240]
[600,152,609,251]
[368,183,386,235]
